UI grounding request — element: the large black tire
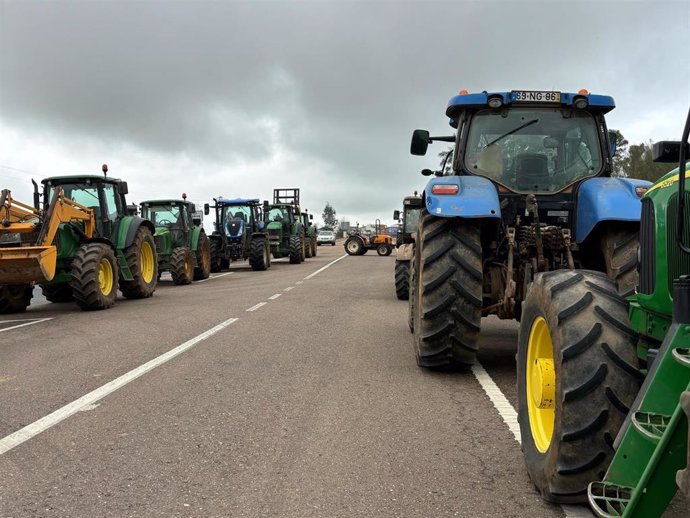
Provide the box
[0,284,33,314]
[193,231,211,280]
[170,247,194,285]
[311,239,317,257]
[71,243,118,311]
[601,229,639,297]
[289,235,302,264]
[40,283,74,303]
[377,243,389,256]
[395,261,410,300]
[408,255,416,333]
[249,236,270,271]
[299,233,306,262]
[209,239,223,273]
[119,226,157,299]
[305,238,313,258]
[412,212,482,368]
[345,237,363,256]
[517,270,641,503]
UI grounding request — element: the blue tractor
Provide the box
[409,89,651,369]
[205,197,271,272]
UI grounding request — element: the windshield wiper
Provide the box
[485,119,539,147]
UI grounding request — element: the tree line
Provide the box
[609,130,671,182]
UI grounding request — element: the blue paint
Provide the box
[575,177,652,243]
[216,197,260,206]
[423,176,501,219]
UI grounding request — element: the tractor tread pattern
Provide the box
[0,284,33,314]
[289,235,302,264]
[394,261,410,300]
[601,229,640,297]
[170,247,193,285]
[209,239,223,272]
[249,237,270,271]
[70,243,118,311]
[193,231,211,280]
[119,226,157,299]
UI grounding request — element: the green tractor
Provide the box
[139,195,211,284]
[301,210,318,258]
[517,109,690,516]
[264,188,306,264]
[205,197,271,272]
[0,165,157,312]
[393,193,422,300]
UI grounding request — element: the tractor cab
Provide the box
[140,199,195,248]
[394,194,423,246]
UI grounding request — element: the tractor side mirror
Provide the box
[126,204,138,216]
[393,210,400,220]
[411,129,430,156]
[653,141,689,163]
[193,217,202,226]
[118,182,129,195]
[421,169,433,176]
[263,200,269,214]
[204,203,210,215]
[309,214,313,220]
[608,131,618,157]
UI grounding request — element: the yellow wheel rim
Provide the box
[139,241,155,283]
[185,254,193,277]
[526,316,556,453]
[98,257,114,296]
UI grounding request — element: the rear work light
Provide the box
[431,184,459,195]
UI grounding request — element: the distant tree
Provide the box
[438,147,454,174]
[322,202,338,231]
[626,140,671,183]
[610,129,629,177]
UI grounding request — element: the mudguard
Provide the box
[189,226,203,251]
[396,243,414,262]
[112,216,156,249]
[575,177,652,243]
[423,176,501,219]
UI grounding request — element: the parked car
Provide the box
[317,230,336,246]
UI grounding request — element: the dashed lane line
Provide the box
[471,363,593,518]
[246,302,267,312]
[196,272,234,283]
[303,254,348,280]
[0,318,53,334]
[284,287,294,292]
[0,317,239,456]
[268,294,282,300]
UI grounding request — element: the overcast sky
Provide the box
[1,0,688,228]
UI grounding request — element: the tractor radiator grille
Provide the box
[667,191,690,292]
[638,197,655,295]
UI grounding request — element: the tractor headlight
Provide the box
[488,96,503,109]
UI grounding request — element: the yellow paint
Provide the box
[98,257,114,296]
[139,241,155,283]
[527,316,556,453]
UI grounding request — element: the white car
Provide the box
[317,230,336,246]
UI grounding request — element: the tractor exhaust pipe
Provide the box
[32,179,40,210]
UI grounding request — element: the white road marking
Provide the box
[268,293,282,300]
[197,272,234,283]
[296,281,303,285]
[246,302,266,312]
[0,317,238,456]
[303,254,348,280]
[471,362,593,518]
[0,318,53,334]
[284,286,294,292]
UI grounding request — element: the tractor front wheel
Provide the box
[345,237,363,256]
[170,247,194,285]
[377,244,389,256]
[289,235,302,264]
[601,229,639,297]
[249,237,270,271]
[119,226,157,299]
[311,239,317,257]
[412,211,482,368]
[517,270,641,503]
[41,283,74,303]
[0,284,33,314]
[395,261,410,300]
[193,231,211,280]
[71,243,118,311]
[209,239,223,272]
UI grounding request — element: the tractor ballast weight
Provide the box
[344,219,394,257]
[394,194,422,300]
[206,197,270,271]
[264,188,306,264]
[139,197,211,284]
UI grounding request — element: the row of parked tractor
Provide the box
[391,89,690,517]
[0,171,319,313]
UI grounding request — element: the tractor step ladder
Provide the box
[588,338,690,518]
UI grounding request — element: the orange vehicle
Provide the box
[343,219,393,256]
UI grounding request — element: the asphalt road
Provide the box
[0,245,687,517]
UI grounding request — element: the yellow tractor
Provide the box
[344,219,394,256]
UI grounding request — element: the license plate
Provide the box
[513,90,561,103]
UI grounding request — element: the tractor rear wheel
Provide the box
[71,243,118,311]
[377,244,389,256]
[119,226,157,299]
[41,283,74,303]
[170,247,194,285]
[300,234,306,262]
[412,212,482,368]
[408,255,416,332]
[311,239,317,257]
[345,237,363,256]
[601,229,639,297]
[395,261,410,300]
[209,239,223,272]
[193,231,211,280]
[305,237,313,258]
[249,236,270,271]
[0,284,33,314]
[517,270,641,503]
[289,235,302,264]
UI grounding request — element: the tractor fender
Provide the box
[575,177,652,243]
[189,226,203,251]
[423,176,501,219]
[83,236,116,251]
[396,243,414,262]
[113,216,156,250]
[250,231,268,239]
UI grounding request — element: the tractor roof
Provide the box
[215,197,260,206]
[446,90,615,127]
[42,175,124,185]
[140,199,191,206]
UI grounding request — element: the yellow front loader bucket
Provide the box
[0,246,57,284]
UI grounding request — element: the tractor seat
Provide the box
[516,153,550,190]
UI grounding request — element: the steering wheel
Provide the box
[158,219,173,225]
